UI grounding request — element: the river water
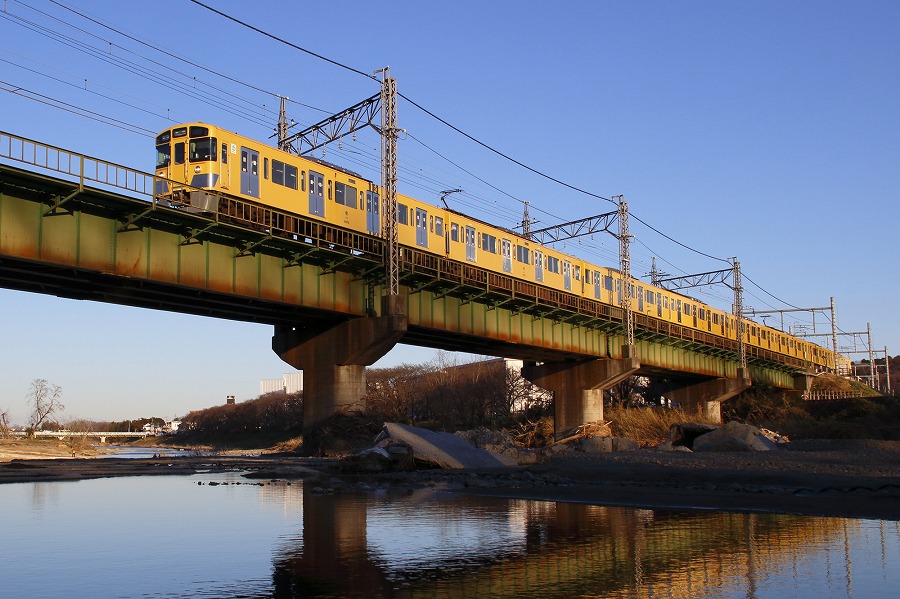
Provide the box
[2,470,898,598]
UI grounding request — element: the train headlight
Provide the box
[194,166,201,173]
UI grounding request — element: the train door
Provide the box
[415,208,428,248]
[638,287,644,311]
[501,239,512,273]
[676,299,682,323]
[173,140,187,183]
[616,279,622,305]
[593,270,601,299]
[308,171,324,217]
[366,191,379,234]
[240,147,259,198]
[465,226,476,261]
[657,293,663,317]
[563,261,571,291]
[534,249,543,282]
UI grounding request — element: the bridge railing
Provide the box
[0,131,157,200]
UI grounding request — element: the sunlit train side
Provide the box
[154,123,846,374]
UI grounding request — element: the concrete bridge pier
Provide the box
[665,369,752,423]
[784,371,815,401]
[523,346,641,439]
[273,295,407,437]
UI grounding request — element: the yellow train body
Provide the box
[154,123,846,374]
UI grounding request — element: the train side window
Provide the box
[334,182,357,208]
[397,203,409,225]
[221,143,227,164]
[434,216,444,236]
[301,171,306,191]
[328,180,332,200]
[174,142,185,165]
[264,158,269,179]
[450,223,459,242]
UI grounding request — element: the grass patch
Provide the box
[606,405,719,447]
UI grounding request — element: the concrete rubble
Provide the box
[657,421,784,452]
[347,423,519,471]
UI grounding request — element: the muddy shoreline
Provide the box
[3,438,899,521]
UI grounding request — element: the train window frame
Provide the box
[221,143,227,164]
[263,158,268,179]
[434,216,444,237]
[397,203,409,225]
[481,233,497,254]
[334,182,357,208]
[155,144,171,169]
[450,223,459,242]
[547,256,560,274]
[327,180,332,200]
[515,245,530,264]
[301,171,306,192]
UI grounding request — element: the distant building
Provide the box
[259,372,304,396]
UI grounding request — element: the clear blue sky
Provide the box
[1,1,897,424]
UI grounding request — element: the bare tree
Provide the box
[0,408,11,439]
[62,417,95,456]
[27,379,65,433]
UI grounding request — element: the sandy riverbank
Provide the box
[2,438,898,521]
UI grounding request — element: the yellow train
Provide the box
[154,123,849,374]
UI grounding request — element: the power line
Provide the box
[0,79,154,136]
[188,0,376,81]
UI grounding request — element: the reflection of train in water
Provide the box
[154,123,848,373]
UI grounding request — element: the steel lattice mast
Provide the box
[615,195,634,348]
[732,258,747,373]
[375,67,399,297]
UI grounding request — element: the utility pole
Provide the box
[885,346,892,395]
[732,258,747,374]
[375,67,399,298]
[830,296,839,373]
[867,323,877,388]
[276,96,290,152]
[615,195,634,351]
[522,201,533,240]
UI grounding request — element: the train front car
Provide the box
[154,123,227,212]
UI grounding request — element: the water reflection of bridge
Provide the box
[270,484,856,598]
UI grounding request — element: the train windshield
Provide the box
[189,137,217,162]
[155,144,170,168]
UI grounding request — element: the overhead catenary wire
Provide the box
[10,0,828,333]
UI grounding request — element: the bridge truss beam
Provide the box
[277,93,381,156]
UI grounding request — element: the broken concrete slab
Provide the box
[381,423,518,469]
[692,421,779,452]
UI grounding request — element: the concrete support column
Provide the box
[522,349,640,439]
[666,368,752,423]
[273,295,407,435]
[783,370,815,402]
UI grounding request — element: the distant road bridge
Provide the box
[13,431,152,443]
[0,132,815,437]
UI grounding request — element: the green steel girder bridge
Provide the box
[0,132,813,436]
